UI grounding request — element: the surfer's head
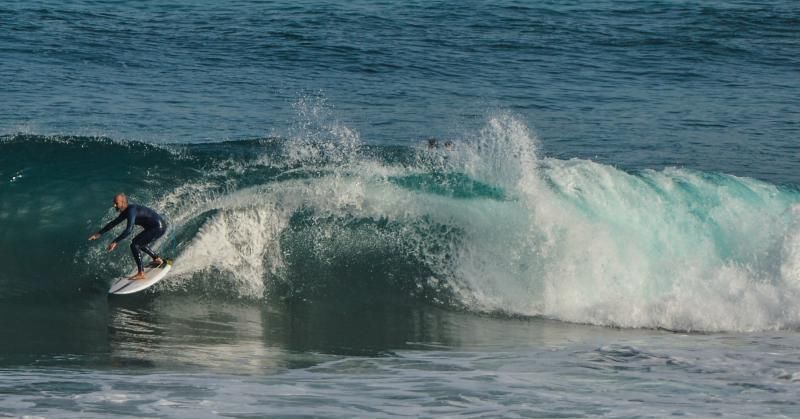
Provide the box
[113,193,128,212]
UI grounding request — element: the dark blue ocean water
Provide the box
[2,1,800,417]
[3,0,799,182]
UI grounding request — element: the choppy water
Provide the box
[2,0,800,416]
[5,299,800,417]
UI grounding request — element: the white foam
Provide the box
[147,110,800,332]
[438,114,800,332]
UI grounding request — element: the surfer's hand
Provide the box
[108,242,118,252]
[89,233,101,241]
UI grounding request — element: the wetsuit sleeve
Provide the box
[98,212,125,235]
[112,207,137,244]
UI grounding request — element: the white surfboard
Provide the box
[108,259,173,295]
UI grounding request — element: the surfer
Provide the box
[89,193,166,280]
[426,138,455,150]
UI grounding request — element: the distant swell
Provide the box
[2,115,799,332]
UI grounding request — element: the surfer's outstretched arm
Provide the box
[89,212,125,240]
[96,213,125,235]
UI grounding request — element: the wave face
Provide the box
[2,116,799,332]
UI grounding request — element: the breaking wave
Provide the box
[2,113,799,332]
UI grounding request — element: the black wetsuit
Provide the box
[98,204,167,272]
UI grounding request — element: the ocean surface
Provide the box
[2,0,800,417]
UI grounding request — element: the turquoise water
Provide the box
[2,0,800,416]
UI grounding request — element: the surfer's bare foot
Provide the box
[130,272,147,281]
